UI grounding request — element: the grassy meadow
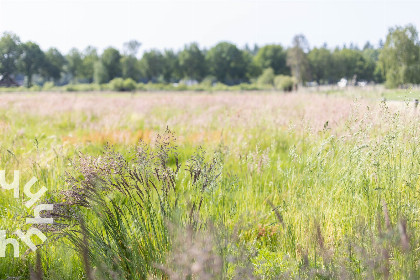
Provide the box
[1,88,420,279]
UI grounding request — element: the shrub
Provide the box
[109,77,124,91]
[274,75,295,91]
[144,82,167,91]
[29,84,41,92]
[42,81,55,91]
[257,68,275,87]
[213,82,230,91]
[123,78,137,91]
[64,84,75,92]
[239,83,260,91]
[100,82,111,91]
[200,76,217,88]
[64,83,100,92]
[136,82,147,91]
[110,78,138,91]
[174,83,188,91]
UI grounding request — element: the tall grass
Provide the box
[0,92,420,279]
[54,129,223,279]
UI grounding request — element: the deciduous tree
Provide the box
[206,42,250,84]
[19,41,45,87]
[255,44,289,75]
[286,35,310,84]
[308,47,333,84]
[80,46,98,83]
[179,43,206,81]
[378,24,420,88]
[121,40,141,81]
[42,48,65,83]
[139,50,165,82]
[0,32,22,83]
[101,47,122,81]
[66,48,83,83]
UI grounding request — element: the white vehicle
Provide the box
[337,78,347,88]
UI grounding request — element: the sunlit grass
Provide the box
[0,91,419,279]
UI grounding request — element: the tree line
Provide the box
[0,24,419,89]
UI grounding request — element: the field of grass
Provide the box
[0,90,420,279]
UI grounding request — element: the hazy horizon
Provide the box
[1,0,419,55]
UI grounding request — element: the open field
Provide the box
[1,90,420,279]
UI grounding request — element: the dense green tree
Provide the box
[178,43,206,81]
[101,47,122,81]
[361,42,383,82]
[244,50,261,79]
[0,31,412,88]
[0,32,22,81]
[206,42,250,84]
[162,50,180,82]
[19,41,45,87]
[308,47,333,84]
[332,48,373,82]
[121,40,141,81]
[361,50,381,82]
[139,50,165,82]
[66,48,83,83]
[80,46,98,83]
[121,56,140,81]
[308,46,380,84]
[287,35,310,84]
[378,24,420,87]
[254,44,289,75]
[93,61,108,84]
[42,48,65,83]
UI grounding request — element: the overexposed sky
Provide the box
[0,0,419,55]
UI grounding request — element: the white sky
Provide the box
[0,0,419,55]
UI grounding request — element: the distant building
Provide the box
[0,74,19,87]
